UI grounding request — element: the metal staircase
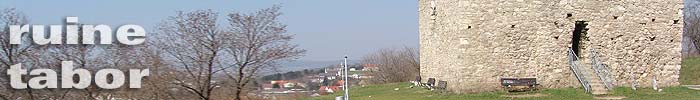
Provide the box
[568,48,613,95]
[568,48,591,93]
[589,48,615,90]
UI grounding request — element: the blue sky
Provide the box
[0,0,419,61]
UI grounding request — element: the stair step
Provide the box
[590,84,605,86]
[592,89,607,91]
[570,58,611,95]
[593,96,626,100]
[592,91,608,93]
[592,93,608,95]
[591,86,606,88]
[592,92,608,95]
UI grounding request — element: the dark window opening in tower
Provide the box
[571,21,588,57]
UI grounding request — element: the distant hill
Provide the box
[268,60,360,74]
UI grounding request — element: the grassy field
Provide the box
[304,57,700,100]
[305,83,700,100]
[681,57,700,85]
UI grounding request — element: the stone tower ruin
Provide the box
[419,0,683,93]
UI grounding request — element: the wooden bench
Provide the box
[415,78,437,90]
[425,78,435,88]
[436,81,447,93]
[500,78,539,92]
[436,81,447,90]
[412,76,422,86]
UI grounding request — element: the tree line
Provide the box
[685,1,700,57]
[362,47,420,84]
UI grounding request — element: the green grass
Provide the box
[303,58,700,100]
[305,83,700,100]
[681,57,700,85]
[610,87,700,100]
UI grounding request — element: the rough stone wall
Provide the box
[419,0,683,93]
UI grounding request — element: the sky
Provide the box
[0,0,419,61]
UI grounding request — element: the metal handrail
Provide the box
[589,48,615,89]
[568,48,591,93]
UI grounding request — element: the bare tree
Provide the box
[156,9,226,100]
[685,2,700,56]
[0,6,303,100]
[50,30,106,100]
[0,8,36,100]
[362,47,420,84]
[80,41,180,100]
[223,6,305,100]
[121,43,179,100]
[0,8,102,100]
